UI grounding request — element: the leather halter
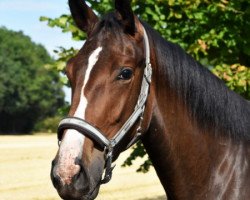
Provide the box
[57,26,152,184]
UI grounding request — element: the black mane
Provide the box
[142,22,250,141]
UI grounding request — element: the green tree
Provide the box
[0,27,65,133]
[40,0,250,171]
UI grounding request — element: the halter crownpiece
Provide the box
[57,25,152,184]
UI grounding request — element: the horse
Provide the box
[50,0,250,199]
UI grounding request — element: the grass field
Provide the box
[0,134,165,200]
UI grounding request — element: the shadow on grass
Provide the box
[138,195,167,200]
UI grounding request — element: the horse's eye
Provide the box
[118,68,133,80]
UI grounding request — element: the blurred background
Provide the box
[0,0,249,199]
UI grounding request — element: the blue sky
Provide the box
[0,0,82,56]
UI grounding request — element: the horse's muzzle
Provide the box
[51,158,92,200]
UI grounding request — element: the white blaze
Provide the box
[57,47,103,182]
[74,46,103,119]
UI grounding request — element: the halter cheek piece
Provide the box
[57,26,152,184]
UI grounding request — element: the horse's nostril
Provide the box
[73,166,90,193]
[51,159,57,167]
[51,166,61,188]
[74,157,83,167]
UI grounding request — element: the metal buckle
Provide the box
[100,144,116,184]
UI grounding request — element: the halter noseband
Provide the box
[57,26,152,184]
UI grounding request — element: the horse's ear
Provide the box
[115,0,135,35]
[68,0,98,35]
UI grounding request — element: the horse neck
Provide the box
[142,67,250,200]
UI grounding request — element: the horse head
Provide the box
[51,0,153,199]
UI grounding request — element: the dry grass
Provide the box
[0,134,165,200]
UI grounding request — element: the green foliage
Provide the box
[34,116,62,133]
[122,141,152,173]
[40,15,86,41]
[212,64,250,99]
[45,47,78,85]
[40,0,250,172]
[0,27,65,133]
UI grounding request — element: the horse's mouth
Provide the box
[57,187,99,200]
[56,180,101,200]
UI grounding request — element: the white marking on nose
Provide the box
[56,130,83,184]
[56,47,103,184]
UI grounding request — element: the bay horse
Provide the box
[51,0,250,199]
